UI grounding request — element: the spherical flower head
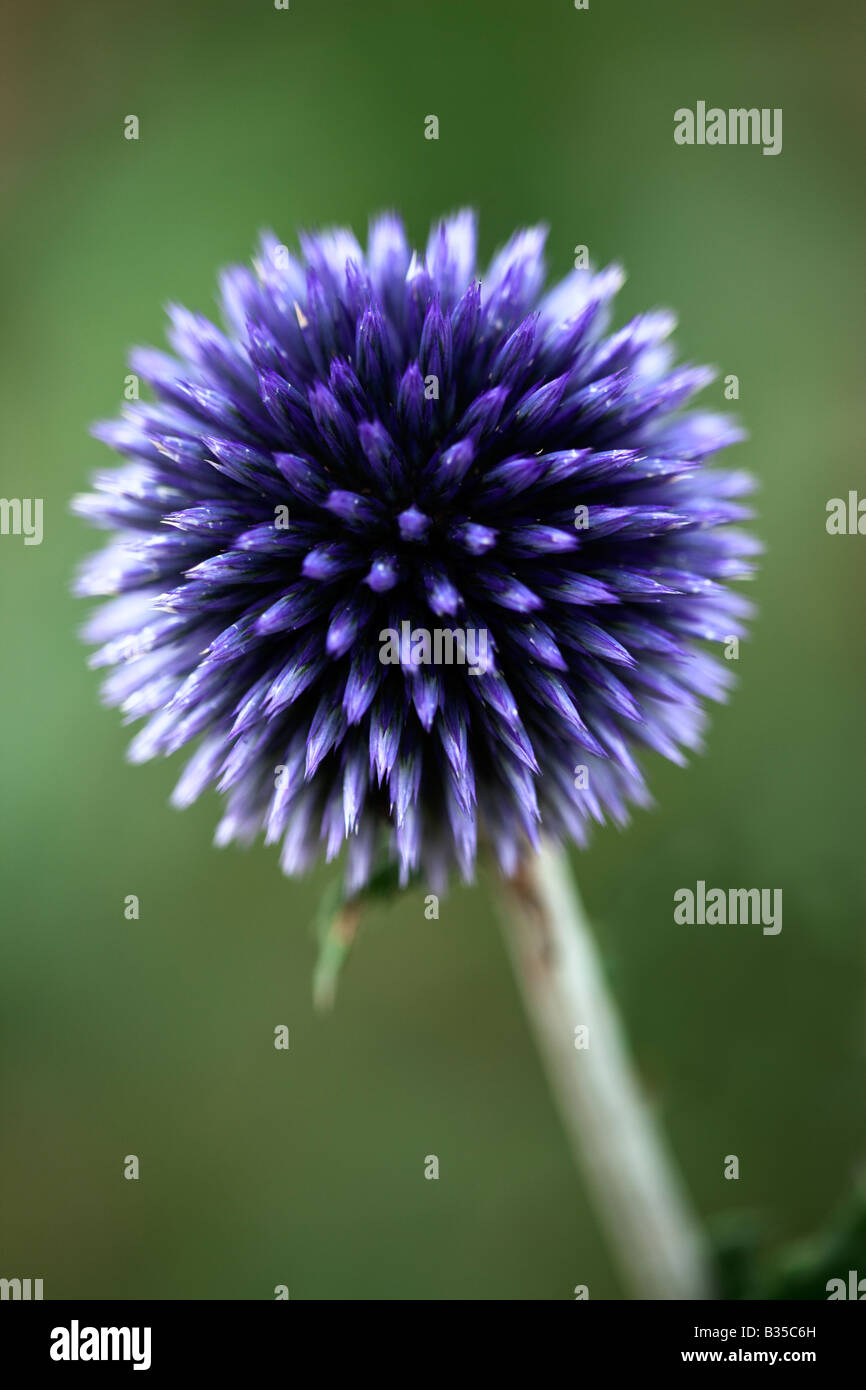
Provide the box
[74,212,757,895]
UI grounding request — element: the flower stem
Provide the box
[497,840,714,1300]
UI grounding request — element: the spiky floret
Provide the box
[74,212,756,893]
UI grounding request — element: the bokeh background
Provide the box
[1,0,863,1299]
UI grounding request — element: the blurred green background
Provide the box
[1,0,864,1299]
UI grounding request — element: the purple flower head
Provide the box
[75,212,757,894]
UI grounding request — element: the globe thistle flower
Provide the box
[74,212,756,896]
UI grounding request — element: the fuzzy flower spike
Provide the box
[75,212,756,895]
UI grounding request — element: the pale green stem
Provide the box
[498,840,714,1300]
